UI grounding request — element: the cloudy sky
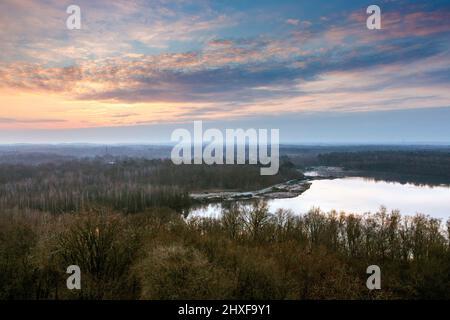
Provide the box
[1,0,450,143]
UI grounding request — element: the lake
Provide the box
[190,177,450,220]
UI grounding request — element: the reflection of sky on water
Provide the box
[190,203,224,220]
[190,178,450,220]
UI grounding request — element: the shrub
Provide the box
[135,244,235,299]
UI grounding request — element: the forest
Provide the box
[0,148,449,300]
[1,203,449,299]
[0,157,301,214]
[316,150,450,184]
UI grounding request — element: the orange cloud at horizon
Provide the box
[0,88,229,129]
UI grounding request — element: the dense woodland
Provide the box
[0,204,449,299]
[0,157,301,214]
[317,151,450,184]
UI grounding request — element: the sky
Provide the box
[0,0,450,144]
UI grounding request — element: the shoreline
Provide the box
[190,178,312,203]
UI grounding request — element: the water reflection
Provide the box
[190,177,450,219]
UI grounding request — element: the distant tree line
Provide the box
[317,151,450,184]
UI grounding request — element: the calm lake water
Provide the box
[190,177,450,220]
